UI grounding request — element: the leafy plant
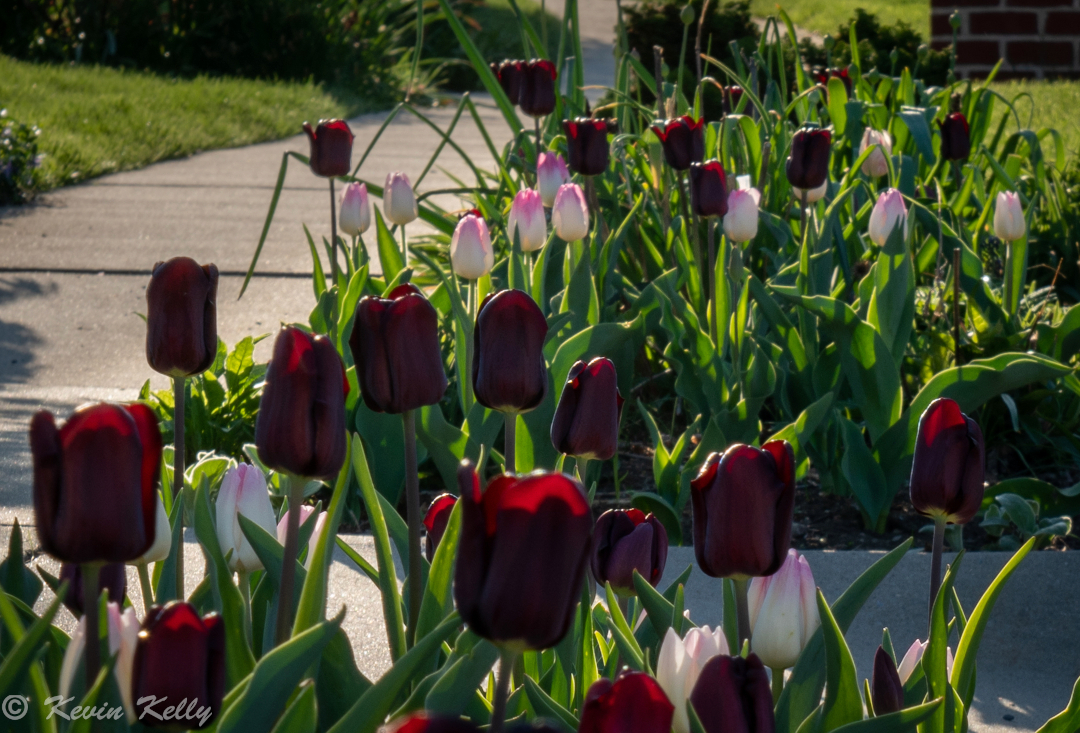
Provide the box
[0,109,42,205]
[980,492,1074,549]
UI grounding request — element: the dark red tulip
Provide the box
[690,160,728,218]
[785,128,831,190]
[813,67,853,95]
[145,256,219,378]
[580,672,675,733]
[491,60,525,104]
[519,59,558,117]
[689,654,774,733]
[938,112,970,161]
[31,402,161,564]
[59,562,126,615]
[651,116,705,171]
[382,713,480,733]
[690,441,795,579]
[909,397,984,524]
[724,85,745,114]
[551,357,623,460]
[255,326,348,481]
[349,283,447,414]
[563,118,611,176]
[132,602,225,729]
[871,646,904,716]
[590,508,667,596]
[473,290,548,414]
[302,119,354,178]
[424,493,457,562]
[454,462,591,649]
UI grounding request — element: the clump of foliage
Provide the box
[0,109,43,205]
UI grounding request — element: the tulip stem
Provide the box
[329,177,339,283]
[401,224,408,264]
[771,667,784,703]
[238,569,252,646]
[81,562,101,688]
[504,412,517,474]
[576,456,589,488]
[491,649,518,733]
[402,409,422,648]
[928,516,946,629]
[953,247,962,367]
[733,577,751,650]
[276,475,302,646]
[173,376,186,600]
[137,561,153,613]
[708,219,718,347]
[464,281,476,412]
[799,189,809,246]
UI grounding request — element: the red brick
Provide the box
[1007,40,1074,64]
[932,12,958,35]
[1045,10,1080,33]
[968,11,1039,33]
[957,40,1002,63]
[1006,0,1072,6]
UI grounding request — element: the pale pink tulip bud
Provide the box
[216,464,277,573]
[384,171,418,226]
[793,180,828,203]
[868,188,908,247]
[552,183,590,242]
[896,639,953,683]
[537,152,570,207]
[993,191,1024,241]
[723,188,761,243]
[450,213,494,279]
[747,549,820,670]
[339,182,371,237]
[508,189,548,252]
[656,625,730,733]
[859,128,893,178]
[133,494,172,565]
[276,505,327,569]
[61,602,140,721]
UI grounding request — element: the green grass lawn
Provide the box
[990,80,1080,156]
[1,55,374,193]
[755,0,930,38]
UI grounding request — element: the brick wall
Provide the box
[931,0,1080,79]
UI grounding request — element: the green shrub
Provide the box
[0,109,43,205]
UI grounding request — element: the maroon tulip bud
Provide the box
[133,602,225,729]
[255,327,348,480]
[938,112,970,161]
[32,402,161,564]
[785,128,831,191]
[519,59,558,117]
[424,493,457,562]
[591,508,668,595]
[690,160,728,218]
[563,118,611,176]
[871,646,904,716]
[690,441,795,579]
[909,397,984,525]
[59,562,126,615]
[145,257,219,378]
[551,357,623,460]
[302,119,354,178]
[580,672,675,733]
[725,85,744,114]
[454,462,591,649]
[689,654,775,733]
[491,60,525,104]
[382,713,480,733]
[349,283,447,414]
[473,290,548,414]
[651,116,705,171]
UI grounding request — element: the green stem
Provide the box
[329,177,339,283]
[576,456,589,488]
[504,412,517,474]
[928,517,946,630]
[401,224,408,264]
[708,219,718,347]
[403,409,422,648]
[733,577,751,650]
[464,280,476,412]
[491,649,519,733]
[137,562,153,613]
[172,376,186,600]
[771,667,784,703]
[81,562,101,687]
[275,475,302,646]
[238,569,252,646]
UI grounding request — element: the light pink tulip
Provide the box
[747,549,820,670]
[339,182,371,236]
[508,189,548,252]
[723,187,761,243]
[552,183,590,242]
[656,625,730,733]
[537,152,570,207]
[216,464,277,573]
[450,213,494,279]
[276,505,327,569]
[868,188,908,247]
[384,171,418,226]
[133,494,171,565]
[897,638,954,683]
[61,603,140,721]
[994,190,1024,241]
[860,128,893,178]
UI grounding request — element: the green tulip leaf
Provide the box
[424,637,500,715]
[316,628,373,730]
[1036,675,1080,733]
[923,554,963,733]
[523,675,578,732]
[374,207,404,282]
[269,680,317,733]
[415,499,462,641]
[0,590,63,699]
[0,520,42,608]
[830,698,943,733]
[630,492,683,547]
[817,589,863,733]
